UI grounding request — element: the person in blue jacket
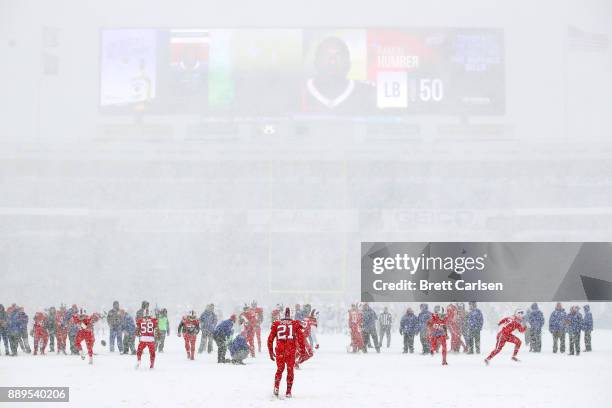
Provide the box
[0,304,10,356]
[582,304,593,352]
[527,303,544,352]
[361,303,379,353]
[15,307,31,354]
[549,302,567,354]
[466,301,484,354]
[567,305,583,356]
[399,308,419,354]
[417,304,432,354]
[229,334,249,364]
[198,303,218,354]
[121,311,136,355]
[63,304,80,355]
[213,315,236,363]
[7,307,22,356]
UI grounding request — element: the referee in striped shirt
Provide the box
[379,307,393,348]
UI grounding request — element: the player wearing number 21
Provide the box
[135,309,158,369]
[268,307,307,399]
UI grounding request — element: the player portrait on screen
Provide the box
[302,33,376,114]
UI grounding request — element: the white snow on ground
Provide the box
[1,330,610,408]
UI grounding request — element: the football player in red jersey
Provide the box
[240,305,258,357]
[485,309,527,365]
[297,308,319,366]
[348,304,364,353]
[55,305,68,355]
[178,310,200,360]
[250,300,264,353]
[72,309,101,364]
[428,306,449,365]
[447,303,467,353]
[136,309,158,369]
[31,311,49,355]
[268,307,306,399]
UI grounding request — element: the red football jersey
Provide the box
[498,317,527,337]
[428,313,448,338]
[178,317,200,336]
[268,318,305,356]
[136,317,158,342]
[251,306,264,325]
[302,316,318,338]
[348,309,362,329]
[72,314,100,332]
[34,312,47,328]
[241,309,258,329]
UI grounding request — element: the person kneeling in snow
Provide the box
[213,315,236,363]
[229,334,249,365]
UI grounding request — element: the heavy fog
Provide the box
[1,0,611,313]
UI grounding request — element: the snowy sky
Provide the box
[1,0,612,314]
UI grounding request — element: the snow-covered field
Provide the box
[1,330,610,408]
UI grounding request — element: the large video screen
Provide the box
[100,28,505,116]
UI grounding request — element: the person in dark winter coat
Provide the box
[466,301,483,354]
[213,315,236,363]
[15,308,31,353]
[45,307,57,352]
[417,304,432,354]
[399,308,419,353]
[106,300,123,353]
[527,303,544,352]
[8,307,21,355]
[361,303,380,353]
[136,301,149,320]
[294,304,304,322]
[122,311,136,355]
[549,302,567,353]
[567,306,582,356]
[0,305,10,355]
[63,305,79,355]
[229,334,249,364]
[198,304,218,354]
[582,304,593,352]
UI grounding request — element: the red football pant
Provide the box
[183,334,196,359]
[487,333,521,360]
[75,330,94,357]
[33,329,49,354]
[274,350,296,394]
[297,342,313,364]
[137,341,156,367]
[350,327,364,351]
[56,328,67,351]
[244,329,255,357]
[430,335,447,364]
[450,328,466,352]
